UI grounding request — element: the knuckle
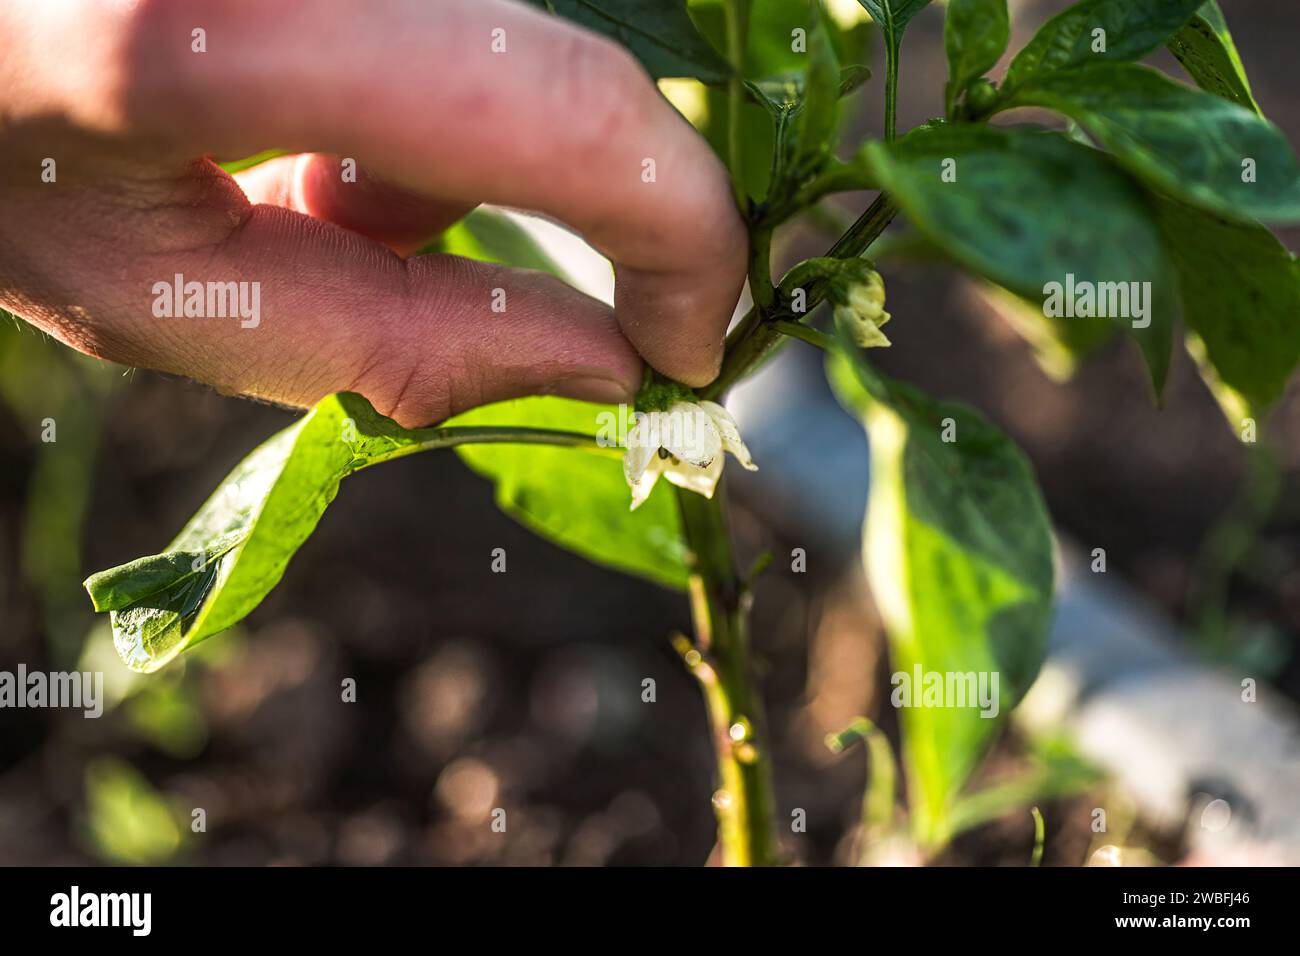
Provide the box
[553,32,648,156]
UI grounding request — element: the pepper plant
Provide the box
[84,0,1300,865]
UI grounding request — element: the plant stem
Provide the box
[703,193,899,401]
[772,319,833,351]
[749,226,775,312]
[884,47,899,141]
[723,0,751,208]
[676,486,780,866]
[364,425,618,468]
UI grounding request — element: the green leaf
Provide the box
[450,397,689,591]
[1154,198,1300,423]
[946,737,1101,839]
[1167,2,1259,113]
[1002,63,1300,224]
[828,345,1055,850]
[855,0,932,37]
[790,4,844,177]
[863,124,1175,392]
[693,0,874,78]
[1004,0,1204,91]
[86,394,605,671]
[943,0,1009,116]
[425,208,566,276]
[85,394,455,671]
[744,5,855,207]
[83,758,184,864]
[526,0,731,82]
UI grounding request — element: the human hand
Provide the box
[0,0,746,426]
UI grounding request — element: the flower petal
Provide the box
[852,317,891,349]
[622,412,659,485]
[700,401,758,471]
[628,460,662,511]
[660,402,720,467]
[662,454,723,499]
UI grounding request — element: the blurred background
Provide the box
[2,0,1299,866]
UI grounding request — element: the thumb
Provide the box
[377,247,643,427]
[2,176,643,429]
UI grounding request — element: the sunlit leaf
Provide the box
[1154,198,1300,423]
[86,394,501,671]
[829,344,1055,849]
[450,398,688,591]
[1167,1,1259,113]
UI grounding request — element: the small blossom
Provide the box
[623,400,757,510]
[833,270,891,348]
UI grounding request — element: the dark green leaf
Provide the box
[86,394,454,671]
[1004,0,1204,90]
[450,398,689,590]
[828,345,1055,849]
[1002,62,1300,224]
[526,0,730,82]
[863,124,1175,392]
[1155,198,1300,421]
[856,0,933,39]
[944,0,1009,116]
[1167,1,1259,113]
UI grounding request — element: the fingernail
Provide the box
[553,375,637,405]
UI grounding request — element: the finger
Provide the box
[88,0,747,386]
[234,153,473,256]
[0,162,642,428]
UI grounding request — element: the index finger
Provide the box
[113,0,749,387]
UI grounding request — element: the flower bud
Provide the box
[832,268,891,348]
[964,78,999,118]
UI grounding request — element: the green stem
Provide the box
[676,486,780,866]
[702,193,898,401]
[670,0,780,868]
[884,46,899,141]
[749,226,775,312]
[723,0,751,208]
[1188,440,1282,658]
[772,319,833,351]
[364,425,618,468]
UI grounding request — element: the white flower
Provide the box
[833,270,891,348]
[622,400,757,510]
